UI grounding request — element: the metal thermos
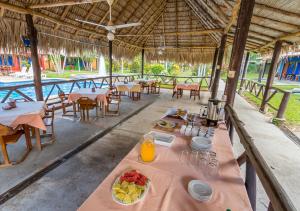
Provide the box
[207,99,222,126]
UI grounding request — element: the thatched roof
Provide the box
[0,0,300,63]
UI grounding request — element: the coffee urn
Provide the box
[206,99,222,126]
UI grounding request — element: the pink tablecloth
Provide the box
[68,88,110,106]
[0,101,46,130]
[175,83,199,91]
[78,124,252,211]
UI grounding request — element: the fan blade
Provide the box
[113,22,141,29]
[75,19,108,29]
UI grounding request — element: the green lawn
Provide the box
[243,91,300,125]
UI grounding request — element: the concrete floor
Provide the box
[1,87,298,211]
[0,90,208,211]
[0,94,157,196]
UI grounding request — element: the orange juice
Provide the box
[140,138,155,162]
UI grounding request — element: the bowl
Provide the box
[188,180,213,202]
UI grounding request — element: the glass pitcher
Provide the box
[140,134,156,162]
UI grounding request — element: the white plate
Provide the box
[112,171,151,206]
[157,120,176,129]
[188,180,213,202]
[192,136,212,145]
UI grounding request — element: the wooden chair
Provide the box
[141,82,150,94]
[0,125,32,168]
[78,97,97,121]
[58,92,76,116]
[151,81,161,94]
[41,106,55,142]
[105,93,121,116]
[190,84,201,100]
[130,85,141,101]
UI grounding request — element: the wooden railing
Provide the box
[240,79,291,119]
[225,104,296,211]
[0,74,210,103]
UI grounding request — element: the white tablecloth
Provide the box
[0,101,46,129]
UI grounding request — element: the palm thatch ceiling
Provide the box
[0,0,300,63]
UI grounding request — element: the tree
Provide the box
[150,64,164,75]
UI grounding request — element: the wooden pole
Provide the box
[109,40,113,88]
[239,51,250,92]
[141,48,145,78]
[245,157,257,211]
[260,40,282,112]
[226,0,255,106]
[210,47,219,88]
[211,34,227,99]
[25,14,43,101]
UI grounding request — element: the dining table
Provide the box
[68,88,111,116]
[114,82,141,93]
[134,79,156,85]
[78,116,252,211]
[174,83,200,91]
[0,101,46,150]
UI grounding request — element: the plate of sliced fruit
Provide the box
[112,170,150,205]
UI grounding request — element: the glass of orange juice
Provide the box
[140,134,156,162]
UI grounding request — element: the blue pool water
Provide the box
[0,79,107,102]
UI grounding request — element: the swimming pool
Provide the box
[0,79,107,102]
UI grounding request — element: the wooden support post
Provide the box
[25,14,43,101]
[209,47,219,88]
[141,48,145,78]
[226,0,255,106]
[245,157,257,211]
[211,35,227,99]
[268,202,274,211]
[239,51,250,93]
[109,40,113,89]
[276,91,291,119]
[260,40,282,112]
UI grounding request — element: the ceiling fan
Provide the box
[76,0,141,41]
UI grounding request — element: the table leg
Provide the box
[1,141,10,165]
[73,102,77,117]
[23,125,32,150]
[35,128,42,151]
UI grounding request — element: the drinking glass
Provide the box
[207,158,219,178]
[179,150,190,164]
[190,151,198,166]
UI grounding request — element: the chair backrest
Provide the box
[78,97,95,110]
[107,93,121,103]
[58,92,67,101]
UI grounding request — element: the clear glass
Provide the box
[190,151,198,166]
[207,158,219,178]
[140,134,156,162]
[179,150,190,164]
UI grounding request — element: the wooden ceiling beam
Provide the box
[253,15,300,29]
[196,0,227,27]
[143,45,217,50]
[116,29,223,37]
[175,0,178,48]
[255,3,300,20]
[258,30,300,51]
[0,1,143,49]
[127,0,167,45]
[224,0,240,33]
[184,0,220,43]
[54,5,71,30]
[29,0,106,9]
[251,23,289,34]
